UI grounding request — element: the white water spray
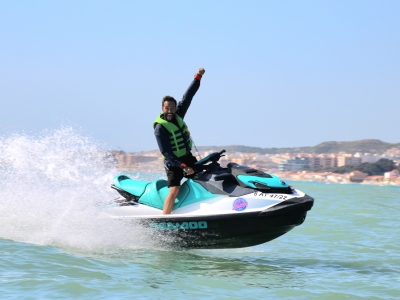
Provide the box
[0,127,158,252]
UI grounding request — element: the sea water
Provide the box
[0,128,399,299]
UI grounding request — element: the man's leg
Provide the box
[163,186,180,215]
[164,165,183,215]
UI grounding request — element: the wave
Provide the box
[0,127,162,253]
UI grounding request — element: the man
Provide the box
[154,67,205,214]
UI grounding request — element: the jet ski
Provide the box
[104,150,314,249]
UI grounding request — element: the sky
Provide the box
[1,0,399,152]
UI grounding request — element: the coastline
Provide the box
[115,163,400,187]
[272,171,400,186]
[112,150,400,187]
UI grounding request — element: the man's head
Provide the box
[162,96,177,121]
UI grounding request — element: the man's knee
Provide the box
[169,186,180,196]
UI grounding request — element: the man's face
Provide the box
[162,101,176,121]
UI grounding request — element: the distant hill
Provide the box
[196,139,400,154]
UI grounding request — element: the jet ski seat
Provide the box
[138,179,190,210]
[113,175,150,197]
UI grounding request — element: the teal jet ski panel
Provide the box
[138,179,218,210]
[138,179,189,210]
[237,174,288,189]
[113,175,150,197]
[175,179,218,208]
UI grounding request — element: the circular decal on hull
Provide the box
[232,198,248,211]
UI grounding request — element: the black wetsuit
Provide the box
[154,75,202,186]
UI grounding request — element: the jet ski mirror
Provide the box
[212,149,226,162]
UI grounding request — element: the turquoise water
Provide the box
[1,130,400,299]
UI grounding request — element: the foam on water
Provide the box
[0,127,162,252]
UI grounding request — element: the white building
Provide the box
[384,170,399,179]
[354,153,383,164]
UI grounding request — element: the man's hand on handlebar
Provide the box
[182,150,226,176]
[183,166,194,176]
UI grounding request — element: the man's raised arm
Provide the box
[176,68,206,119]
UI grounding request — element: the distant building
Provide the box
[278,157,309,172]
[112,151,162,171]
[296,154,338,170]
[384,170,399,179]
[363,175,384,184]
[337,154,362,167]
[354,153,383,164]
[348,170,368,183]
[326,173,348,183]
[384,148,400,157]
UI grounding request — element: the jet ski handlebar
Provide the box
[194,149,226,166]
[185,150,226,176]
[174,150,227,177]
